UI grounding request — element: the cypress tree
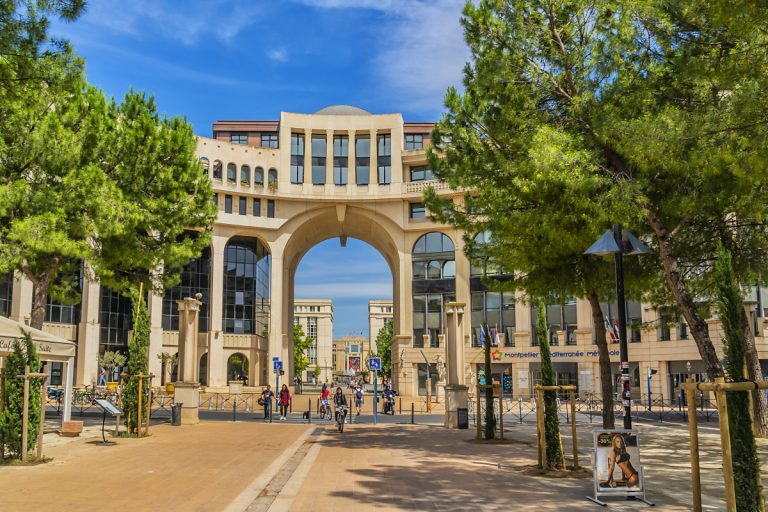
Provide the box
[714,246,762,511]
[0,332,41,459]
[123,287,149,434]
[537,300,564,470]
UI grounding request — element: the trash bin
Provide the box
[457,407,469,429]
[171,403,183,426]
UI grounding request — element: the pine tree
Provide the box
[122,287,149,434]
[714,246,762,510]
[537,300,564,470]
[0,332,41,459]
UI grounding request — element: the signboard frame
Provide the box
[586,429,654,506]
[94,398,123,417]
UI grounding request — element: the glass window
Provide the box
[45,264,82,325]
[238,196,247,215]
[333,135,348,185]
[230,133,248,144]
[254,167,264,185]
[212,160,222,180]
[252,198,261,217]
[427,260,442,279]
[417,363,438,396]
[307,317,318,364]
[268,168,278,187]
[410,166,435,182]
[99,286,132,347]
[412,261,427,280]
[224,195,233,214]
[267,199,275,218]
[410,203,425,219]
[261,132,278,148]
[377,134,391,185]
[312,135,326,185]
[213,194,218,207]
[223,237,270,335]
[405,134,424,150]
[442,260,455,278]
[290,134,304,184]
[200,157,210,174]
[163,245,210,332]
[413,232,454,254]
[0,271,12,318]
[227,163,236,183]
[355,135,370,185]
[240,165,250,185]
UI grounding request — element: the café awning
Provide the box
[0,315,76,361]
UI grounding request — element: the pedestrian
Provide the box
[98,366,107,386]
[278,384,291,421]
[354,384,364,416]
[260,385,275,420]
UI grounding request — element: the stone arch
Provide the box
[227,352,249,382]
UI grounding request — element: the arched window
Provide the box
[199,353,208,386]
[411,232,455,348]
[200,157,210,174]
[241,165,250,185]
[227,163,237,183]
[268,168,278,186]
[213,160,223,180]
[227,353,249,383]
[223,236,271,334]
[254,166,264,185]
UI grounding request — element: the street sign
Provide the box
[273,360,282,372]
[369,357,381,370]
[272,356,279,361]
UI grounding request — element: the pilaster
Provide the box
[76,275,100,387]
[207,235,226,387]
[10,271,32,324]
[148,291,163,378]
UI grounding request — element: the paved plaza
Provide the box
[2,415,766,511]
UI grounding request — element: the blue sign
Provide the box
[273,361,282,371]
[369,357,381,371]
[272,356,279,361]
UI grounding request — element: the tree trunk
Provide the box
[645,209,724,379]
[742,308,768,438]
[29,272,53,331]
[587,291,615,429]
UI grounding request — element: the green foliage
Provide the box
[0,332,41,459]
[714,247,762,510]
[98,351,126,382]
[537,300,564,470]
[292,323,314,377]
[313,365,321,379]
[122,288,149,434]
[375,320,394,377]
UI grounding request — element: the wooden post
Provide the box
[137,373,143,437]
[570,389,579,470]
[21,365,29,462]
[145,374,153,436]
[714,377,736,512]
[535,384,545,469]
[36,375,47,460]
[686,378,702,512]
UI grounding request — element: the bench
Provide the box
[60,420,84,437]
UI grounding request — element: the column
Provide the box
[147,291,163,379]
[10,271,33,324]
[268,243,286,385]
[370,129,378,186]
[76,276,100,387]
[174,296,202,425]
[207,235,226,387]
[444,301,469,428]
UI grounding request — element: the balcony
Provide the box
[405,180,451,194]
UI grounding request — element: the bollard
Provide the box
[518,398,523,424]
[308,398,311,423]
[411,402,415,424]
[233,395,237,422]
[399,397,402,414]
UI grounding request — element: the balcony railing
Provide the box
[405,180,451,194]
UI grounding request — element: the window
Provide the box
[290,134,304,184]
[227,163,236,183]
[223,237,271,335]
[239,196,247,215]
[254,167,264,185]
[471,291,516,347]
[678,321,688,340]
[230,133,248,145]
[307,317,318,364]
[267,199,275,218]
[597,301,642,343]
[405,134,424,150]
[224,195,233,213]
[163,246,210,332]
[409,203,425,219]
[412,294,453,348]
[213,160,222,180]
[268,168,278,187]
[45,263,82,325]
[410,166,435,182]
[312,135,326,185]
[253,198,261,217]
[355,135,370,185]
[213,194,218,207]
[530,299,577,346]
[412,232,456,347]
[261,132,278,148]
[377,134,391,185]
[627,301,642,342]
[333,135,348,185]
[659,312,672,341]
[99,287,132,348]
[0,271,12,318]
[240,165,250,185]
[412,232,454,254]
[417,363,438,396]
[200,157,210,174]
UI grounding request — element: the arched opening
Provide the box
[227,353,249,383]
[212,160,222,180]
[240,165,250,186]
[412,232,455,348]
[227,163,237,183]
[199,353,208,386]
[254,166,264,185]
[268,168,278,187]
[200,157,210,174]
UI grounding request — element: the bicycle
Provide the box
[335,405,347,432]
[320,399,332,420]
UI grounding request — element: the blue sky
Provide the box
[50,0,469,338]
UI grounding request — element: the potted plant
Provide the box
[99,351,127,392]
[157,352,178,394]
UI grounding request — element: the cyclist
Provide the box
[319,383,331,419]
[333,386,348,424]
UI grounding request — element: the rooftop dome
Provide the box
[313,105,372,116]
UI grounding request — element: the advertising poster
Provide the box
[348,357,361,372]
[517,370,529,390]
[593,430,644,493]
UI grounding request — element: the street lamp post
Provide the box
[585,224,650,429]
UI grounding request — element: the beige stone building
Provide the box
[3,104,767,399]
[293,299,333,383]
[369,299,393,353]
[332,335,367,375]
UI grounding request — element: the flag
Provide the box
[605,318,619,343]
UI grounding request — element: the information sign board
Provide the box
[94,398,123,417]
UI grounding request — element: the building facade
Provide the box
[3,105,768,398]
[369,299,393,353]
[332,335,367,375]
[293,299,333,383]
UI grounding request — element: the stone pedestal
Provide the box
[173,382,200,425]
[436,380,446,401]
[444,384,469,428]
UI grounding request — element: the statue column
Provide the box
[174,296,202,425]
[444,301,469,428]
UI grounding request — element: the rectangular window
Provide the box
[311,135,326,185]
[291,134,304,184]
[213,194,218,207]
[267,199,275,218]
[238,196,247,215]
[659,312,671,341]
[410,165,435,182]
[307,317,318,364]
[627,300,642,342]
[224,195,233,214]
[377,134,391,185]
[333,135,348,185]
[405,134,424,150]
[0,271,12,318]
[261,132,278,148]
[252,198,261,217]
[230,133,248,145]
[355,135,370,185]
[409,203,425,219]
[678,321,688,340]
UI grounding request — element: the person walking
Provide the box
[278,384,291,421]
[260,385,275,421]
[354,384,364,416]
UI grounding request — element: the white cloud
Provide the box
[267,48,289,63]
